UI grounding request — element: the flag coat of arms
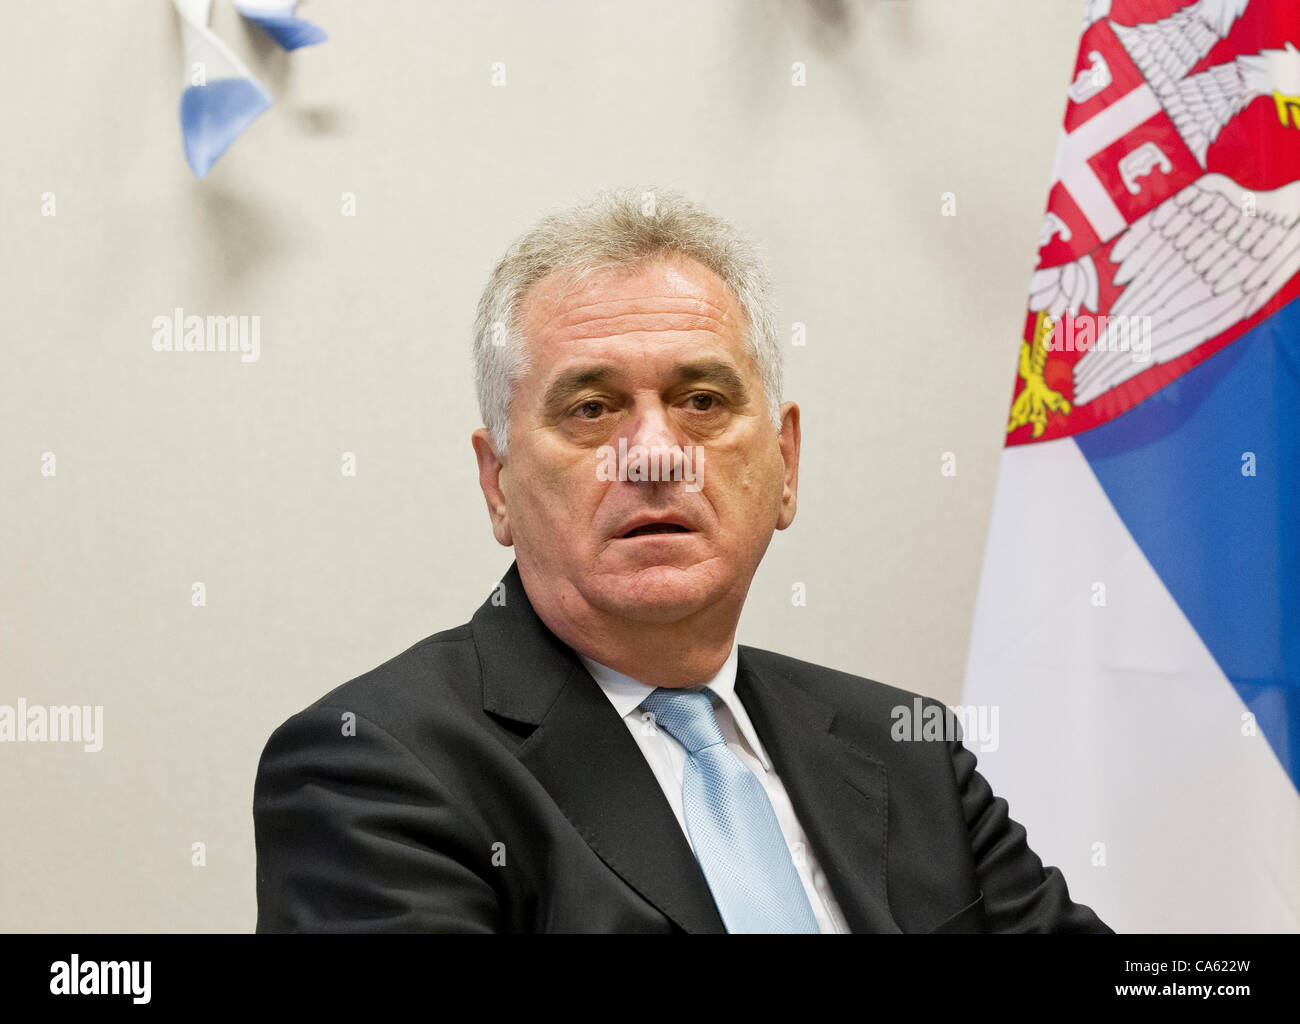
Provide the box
[964,0,1299,932]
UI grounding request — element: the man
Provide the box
[253,188,1111,934]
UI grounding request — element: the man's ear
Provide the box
[471,428,513,547]
[775,401,800,531]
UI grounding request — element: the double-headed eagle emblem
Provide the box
[1009,0,1300,439]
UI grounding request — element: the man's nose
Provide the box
[621,403,687,473]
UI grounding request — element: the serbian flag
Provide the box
[963,0,1300,932]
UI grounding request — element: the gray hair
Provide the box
[472,188,783,457]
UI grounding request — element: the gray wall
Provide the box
[0,0,1085,930]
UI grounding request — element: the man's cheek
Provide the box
[524,455,582,505]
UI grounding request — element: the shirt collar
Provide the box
[578,642,772,771]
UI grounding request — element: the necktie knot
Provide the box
[639,688,726,754]
[636,683,820,932]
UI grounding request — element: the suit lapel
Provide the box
[469,562,899,933]
[471,562,725,933]
[736,649,901,933]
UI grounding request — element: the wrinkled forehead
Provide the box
[517,254,747,360]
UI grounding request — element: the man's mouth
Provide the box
[620,523,691,539]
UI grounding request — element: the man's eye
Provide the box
[687,393,721,412]
[574,400,606,419]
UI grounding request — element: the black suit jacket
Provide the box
[253,562,1111,933]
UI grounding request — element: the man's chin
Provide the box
[589,562,722,624]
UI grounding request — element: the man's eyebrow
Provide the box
[539,360,751,419]
[540,366,621,418]
[669,361,749,399]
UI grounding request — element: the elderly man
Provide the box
[253,189,1111,934]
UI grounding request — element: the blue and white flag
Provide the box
[233,1,328,51]
[172,0,325,177]
[173,0,272,178]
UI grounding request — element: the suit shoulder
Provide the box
[738,644,947,717]
[260,621,478,756]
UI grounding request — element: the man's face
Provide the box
[472,254,799,627]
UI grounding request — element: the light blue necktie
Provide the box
[639,687,820,933]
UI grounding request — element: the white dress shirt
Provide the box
[578,642,851,934]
